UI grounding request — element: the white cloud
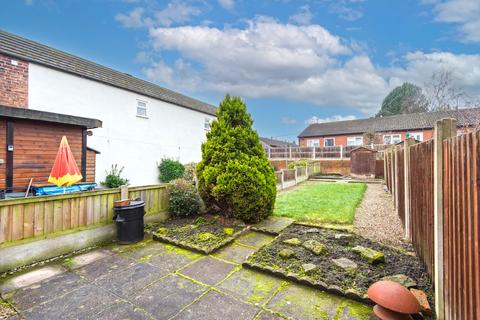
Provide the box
[136,16,480,115]
[155,1,201,27]
[218,0,235,10]
[329,0,365,21]
[289,5,313,25]
[115,7,145,28]
[426,0,480,42]
[306,115,357,124]
[115,1,201,28]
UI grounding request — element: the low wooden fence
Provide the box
[384,118,480,319]
[265,144,388,160]
[0,184,169,245]
[275,162,320,190]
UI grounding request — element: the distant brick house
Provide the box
[298,108,480,147]
[260,137,297,149]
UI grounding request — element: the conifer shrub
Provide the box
[196,95,276,223]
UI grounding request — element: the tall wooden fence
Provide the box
[384,119,480,319]
[409,140,435,276]
[0,184,169,245]
[443,132,480,320]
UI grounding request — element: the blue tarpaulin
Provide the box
[32,183,97,196]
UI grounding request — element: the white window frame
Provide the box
[347,136,363,146]
[324,137,335,147]
[407,132,423,142]
[307,139,320,147]
[136,100,148,118]
[383,134,401,145]
[204,118,211,131]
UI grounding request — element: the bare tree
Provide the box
[423,69,479,111]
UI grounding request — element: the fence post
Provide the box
[383,147,388,186]
[305,164,309,177]
[289,146,292,159]
[434,118,457,320]
[294,166,298,185]
[340,145,343,159]
[281,170,285,190]
[312,147,316,159]
[390,148,395,198]
[403,137,414,240]
[267,147,271,159]
[120,185,129,199]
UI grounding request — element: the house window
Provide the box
[407,132,423,142]
[136,100,147,118]
[204,118,211,131]
[347,136,363,146]
[324,138,335,147]
[383,134,401,144]
[307,139,320,147]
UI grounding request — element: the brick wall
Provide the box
[0,53,28,108]
[299,128,435,147]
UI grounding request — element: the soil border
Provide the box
[152,226,251,254]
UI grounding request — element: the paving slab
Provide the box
[94,262,168,298]
[120,241,167,260]
[236,232,275,248]
[179,257,236,286]
[0,266,66,294]
[213,243,256,264]
[6,272,85,311]
[74,254,136,281]
[252,217,294,235]
[132,274,207,319]
[145,246,201,273]
[20,284,120,320]
[217,268,284,306]
[255,310,286,320]
[93,301,152,320]
[63,249,111,269]
[173,290,259,320]
[266,284,372,320]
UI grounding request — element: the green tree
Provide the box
[196,95,276,223]
[376,82,428,117]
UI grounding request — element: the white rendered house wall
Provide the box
[28,63,216,186]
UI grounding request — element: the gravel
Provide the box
[0,300,15,319]
[354,183,412,250]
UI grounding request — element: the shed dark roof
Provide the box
[299,108,480,138]
[0,30,217,116]
[0,104,102,129]
[260,137,298,148]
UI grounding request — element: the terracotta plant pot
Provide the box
[373,305,413,320]
[114,199,131,207]
[367,281,420,314]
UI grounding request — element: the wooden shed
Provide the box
[0,105,102,192]
[350,146,377,179]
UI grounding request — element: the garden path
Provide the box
[353,184,410,250]
[0,230,373,320]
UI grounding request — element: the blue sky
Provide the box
[1,0,479,141]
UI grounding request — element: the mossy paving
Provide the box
[1,231,374,319]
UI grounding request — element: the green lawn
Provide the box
[273,182,367,225]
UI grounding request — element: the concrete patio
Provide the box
[0,231,373,320]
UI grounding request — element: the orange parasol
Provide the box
[48,136,83,187]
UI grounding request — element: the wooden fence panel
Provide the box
[409,139,435,277]
[0,185,169,245]
[443,132,480,319]
[396,147,405,226]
